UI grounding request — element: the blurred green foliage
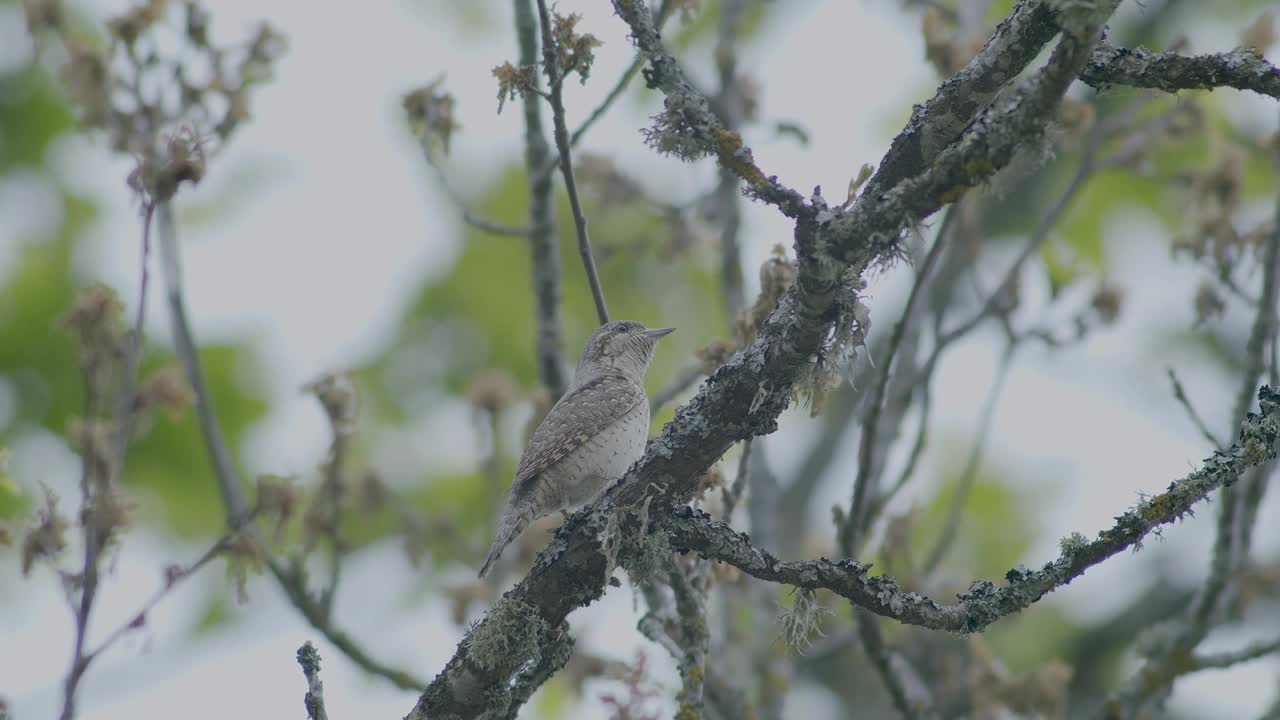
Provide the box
[0,44,269,535]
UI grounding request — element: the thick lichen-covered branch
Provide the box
[667,385,1278,632]
[862,0,1061,199]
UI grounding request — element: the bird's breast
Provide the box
[546,403,649,507]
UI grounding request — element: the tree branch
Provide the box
[609,0,809,218]
[157,200,428,692]
[856,608,932,720]
[862,0,1061,200]
[842,216,950,554]
[534,0,677,183]
[1167,367,1226,449]
[157,200,252,525]
[536,0,610,325]
[513,0,569,400]
[296,642,330,720]
[921,341,1016,574]
[669,384,1280,631]
[1081,43,1280,99]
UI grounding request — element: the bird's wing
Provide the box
[511,374,646,493]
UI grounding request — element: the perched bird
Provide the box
[479,320,674,578]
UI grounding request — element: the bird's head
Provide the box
[575,320,674,382]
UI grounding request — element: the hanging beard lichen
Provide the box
[795,270,871,416]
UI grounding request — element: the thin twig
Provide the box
[1167,367,1225,449]
[936,129,1103,351]
[842,211,952,555]
[867,382,932,526]
[60,372,102,720]
[534,0,677,184]
[297,642,330,720]
[650,365,705,413]
[921,340,1017,575]
[1234,196,1280,561]
[157,201,252,524]
[721,438,752,516]
[535,0,609,325]
[157,200,428,691]
[1190,635,1280,671]
[416,136,531,238]
[61,200,158,720]
[84,530,242,666]
[110,201,156,475]
[1184,207,1280,650]
[856,609,929,720]
[310,380,352,619]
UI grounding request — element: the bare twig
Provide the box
[1190,635,1280,670]
[157,200,427,692]
[415,137,531,238]
[297,642,330,720]
[110,201,156,473]
[843,212,952,555]
[856,609,931,720]
[921,340,1017,575]
[61,202,157,720]
[1234,207,1280,560]
[157,201,252,524]
[1117,194,1280,715]
[650,365,705,413]
[1167,367,1226,449]
[721,438,752,516]
[304,374,355,619]
[535,0,609,325]
[934,115,1108,351]
[534,0,677,183]
[868,380,933,525]
[60,376,103,720]
[83,530,242,667]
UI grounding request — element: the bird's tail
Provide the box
[478,512,528,578]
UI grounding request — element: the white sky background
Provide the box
[2,0,1279,718]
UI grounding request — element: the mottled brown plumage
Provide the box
[479,321,673,578]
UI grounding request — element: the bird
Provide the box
[478,320,674,578]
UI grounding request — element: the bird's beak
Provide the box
[644,327,675,339]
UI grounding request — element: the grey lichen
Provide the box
[1058,531,1089,555]
[465,598,547,672]
[604,497,674,586]
[642,96,715,161]
[777,587,830,653]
